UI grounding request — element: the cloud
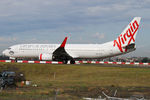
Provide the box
[0,37,17,42]
[0,37,18,51]
[93,32,105,39]
[0,0,149,57]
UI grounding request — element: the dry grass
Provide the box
[0,63,150,99]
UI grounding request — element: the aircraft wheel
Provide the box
[15,58,17,62]
[70,60,75,64]
[62,60,68,64]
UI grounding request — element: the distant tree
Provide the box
[148,59,150,63]
[142,57,149,63]
[0,55,9,60]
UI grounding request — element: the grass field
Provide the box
[0,63,150,100]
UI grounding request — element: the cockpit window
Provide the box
[8,48,11,50]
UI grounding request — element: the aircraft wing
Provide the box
[52,37,74,63]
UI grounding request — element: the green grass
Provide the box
[0,63,150,99]
[16,63,150,87]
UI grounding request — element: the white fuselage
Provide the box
[2,17,141,61]
[2,41,131,60]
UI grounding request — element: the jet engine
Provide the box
[39,53,53,60]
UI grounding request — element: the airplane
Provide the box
[2,17,141,64]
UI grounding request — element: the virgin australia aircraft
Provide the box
[2,17,141,64]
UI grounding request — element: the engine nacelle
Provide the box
[39,53,52,60]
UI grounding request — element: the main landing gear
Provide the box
[62,59,75,64]
[62,60,68,64]
[70,60,75,64]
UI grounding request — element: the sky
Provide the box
[0,0,150,57]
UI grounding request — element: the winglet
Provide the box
[60,37,68,48]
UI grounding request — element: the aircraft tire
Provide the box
[70,60,75,64]
[15,58,17,62]
[63,60,68,64]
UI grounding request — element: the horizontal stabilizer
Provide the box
[123,43,135,49]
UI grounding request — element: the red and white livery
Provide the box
[2,17,141,64]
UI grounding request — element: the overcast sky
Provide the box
[0,0,150,57]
